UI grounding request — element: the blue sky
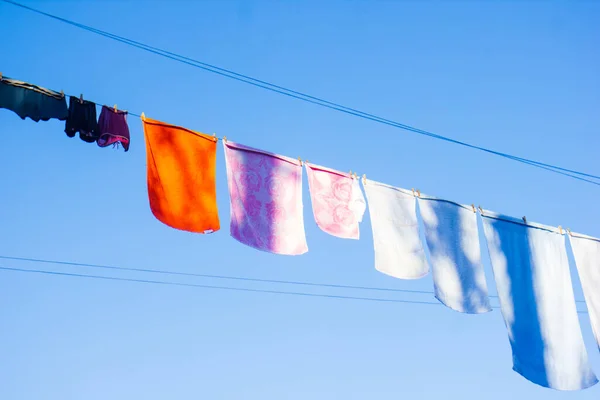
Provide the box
[1,0,599,398]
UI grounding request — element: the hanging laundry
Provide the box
[0,76,67,122]
[363,179,428,279]
[418,197,491,314]
[142,116,220,234]
[64,96,99,143]
[481,212,597,391]
[305,162,366,240]
[568,232,600,351]
[97,105,130,151]
[223,141,307,255]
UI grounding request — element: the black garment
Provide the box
[65,96,100,143]
[0,77,68,122]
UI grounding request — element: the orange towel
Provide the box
[142,116,220,233]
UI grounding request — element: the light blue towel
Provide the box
[418,197,491,314]
[482,212,597,391]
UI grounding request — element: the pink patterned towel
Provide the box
[223,141,308,255]
[305,163,366,239]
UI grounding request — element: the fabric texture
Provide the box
[142,116,220,234]
[0,77,67,122]
[569,233,600,352]
[65,96,99,142]
[482,213,597,391]
[97,105,130,151]
[223,141,307,255]
[419,198,491,314]
[363,179,428,279]
[305,162,366,239]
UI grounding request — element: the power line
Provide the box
[0,255,588,305]
[2,0,599,186]
[0,265,445,307]
[0,265,590,315]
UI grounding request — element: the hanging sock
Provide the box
[362,179,428,279]
[64,96,99,143]
[0,76,67,122]
[481,212,597,391]
[568,232,600,352]
[97,105,130,151]
[142,116,220,234]
[223,141,307,255]
[418,197,491,314]
[305,162,366,240]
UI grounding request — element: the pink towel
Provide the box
[223,141,308,255]
[305,162,366,239]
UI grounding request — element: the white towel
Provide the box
[569,232,600,352]
[418,197,490,314]
[482,212,597,391]
[363,179,428,279]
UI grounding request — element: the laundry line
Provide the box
[2,0,599,185]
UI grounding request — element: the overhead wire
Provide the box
[0,265,590,315]
[0,255,588,305]
[1,0,599,186]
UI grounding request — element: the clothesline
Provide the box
[3,74,593,235]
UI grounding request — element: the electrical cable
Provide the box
[0,255,588,304]
[2,0,599,186]
[0,265,590,315]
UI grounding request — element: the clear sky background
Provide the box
[1,0,599,399]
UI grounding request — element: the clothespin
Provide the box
[471,204,476,213]
[60,90,64,97]
[223,136,227,142]
[478,206,484,216]
[412,188,415,196]
[79,94,84,104]
[522,216,527,224]
[141,112,146,121]
[558,225,563,234]
[417,189,421,197]
[0,72,3,81]
[113,104,118,112]
[349,170,353,177]
[566,228,572,236]
[362,174,367,185]
[354,172,358,179]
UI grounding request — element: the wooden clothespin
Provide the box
[79,94,84,104]
[471,204,476,213]
[478,206,484,216]
[60,90,64,97]
[0,72,3,81]
[354,172,358,179]
[223,136,227,142]
[113,104,118,112]
[412,188,415,196]
[141,112,146,120]
[566,228,572,236]
[522,216,527,224]
[417,189,421,197]
[558,225,563,234]
[362,174,367,185]
[297,157,303,166]
[349,170,353,177]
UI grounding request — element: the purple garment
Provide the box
[97,106,130,151]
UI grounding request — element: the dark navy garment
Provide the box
[65,96,100,143]
[0,77,68,122]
